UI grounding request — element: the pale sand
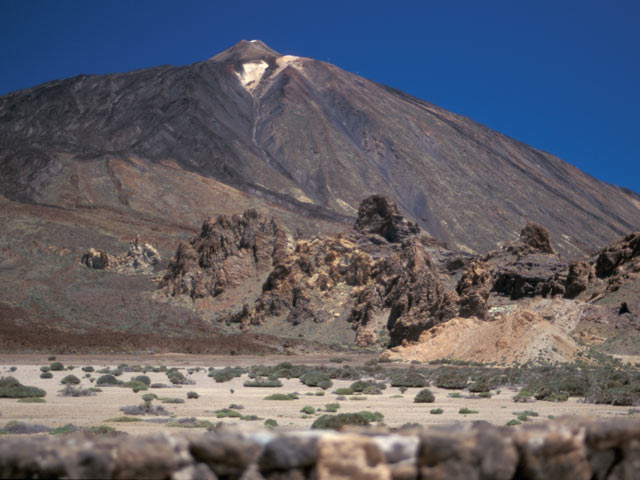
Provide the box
[0,355,633,435]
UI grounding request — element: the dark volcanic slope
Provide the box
[1,40,639,255]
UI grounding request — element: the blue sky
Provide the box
[1,0,638,194]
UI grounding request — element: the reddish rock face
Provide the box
[160,209,288,299]
[520,222,555,254]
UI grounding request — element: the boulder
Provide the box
[354,195,419,243]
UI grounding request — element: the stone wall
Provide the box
[1,417,639,479]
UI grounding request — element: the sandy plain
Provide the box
[0,354,634,436]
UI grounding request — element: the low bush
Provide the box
[264,419,278,428]
[133,375,151,386]
[325,403,340,412]
[311,413,371,430]
[82,366,94,373]
[119,404,169,416]
[0,377,46,398]
[187,391,199,399]
[334,387,354,395]
[300,406,315,414]
[106,416,142,422]
[159,397,185,404]
[40,372,53,379]
[60,375,80,385]
[300,371,333,390]
[96,374,119,386]
[430,408,444,415]
[59,385,95,397]
[459,407,478,414]
[433,367,468,390]
[17,397,46,403]
[215,408,242,418]
[357,411,384,422]
[414,388,435,403]
[390,369,428,388]
[506,419,521,426]
[167,418,213,429]
[50,362,65,371]
[243,378,283,388]
[167,369,188,385]
[1,421,51,434]
[40,366,50,373]
[350,380,387,393]
[264,393,298,400]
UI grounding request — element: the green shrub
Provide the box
[141,393,157,403]
[433,367,468,389]
[40,366,50,373]
[215,408,242,418]
[414,388,435,403]
[300,371,333,390]
[459,407,478,414]
[243,378,283,388]
[133,375,151,386]
[357,411,384,422]
[506,419,521,426]
[40,372,53,379]
[334,387,354,395]
[390,369,428,388]
[82,366,94,373]
[264,393,298,400]
[0,377,46,398]
[187,391,199,399]
[48,356,56,361]
[167,418,213,429]
[106,416,142,422]
[159,397,185,404]
[123,380,148,392]
[300,406,315,414]
[17,397,46,403]
[96,374,119,385]
[50,362,64,371]
[61,375,80,385]
[349,380,386,393]
[325,403,340,412]
[167,369,187,385]
[311,413,370,430]
[430,408,444,415]
[264,419,278,428]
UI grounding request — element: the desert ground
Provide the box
[0,354,635,437]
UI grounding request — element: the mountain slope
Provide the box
[1,39,639,255]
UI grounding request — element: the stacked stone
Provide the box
[0,418,639,479]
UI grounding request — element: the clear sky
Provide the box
[1,0,638,194]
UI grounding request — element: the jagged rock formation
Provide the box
[1,418,639,479]
[81,236,160,274]
[160,210,288,298]
[354,195,420,243]
[153,195,640,358]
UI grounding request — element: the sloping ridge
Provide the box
[0,40,639,255]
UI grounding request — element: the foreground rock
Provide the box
[1,418,639,479]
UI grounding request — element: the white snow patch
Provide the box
[236,61,269,92]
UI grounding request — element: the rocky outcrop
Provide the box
[160,209,288,298]
[81,236,161,275]
[456,261,493,319]
[520,222,554,254]
[354,195,420,243]
[384,238,452,347]
[1,418,639,479]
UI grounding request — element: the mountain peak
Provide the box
[210,40,281,63]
